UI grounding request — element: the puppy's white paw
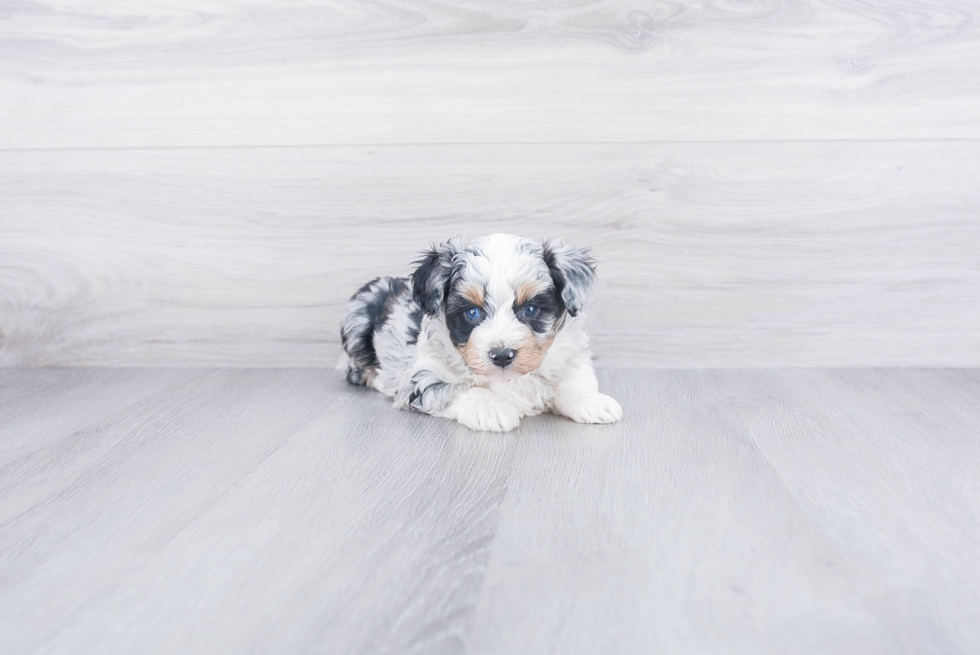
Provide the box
[557,393,623,424]
[452,388,522,433]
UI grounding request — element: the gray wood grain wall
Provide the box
[1,1,979,367]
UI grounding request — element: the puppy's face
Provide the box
[412,234,595,377]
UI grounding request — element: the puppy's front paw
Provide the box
[557,393,623,424]
[452,388,522,432]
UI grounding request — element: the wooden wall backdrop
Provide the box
[1,0,979,367]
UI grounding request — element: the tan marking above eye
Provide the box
[515,280,548,306]
[460,284,484,307]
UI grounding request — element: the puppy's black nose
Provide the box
[489,348,516,368]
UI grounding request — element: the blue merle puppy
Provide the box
[339,233,622,432]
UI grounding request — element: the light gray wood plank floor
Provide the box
[1,368,978,653]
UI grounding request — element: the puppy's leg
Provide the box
[448,386,523,433]
[551,361,622,424]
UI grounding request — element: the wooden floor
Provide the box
[1,368,978,653]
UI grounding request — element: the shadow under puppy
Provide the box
[339,233,622,432]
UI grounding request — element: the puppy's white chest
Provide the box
[485,373,555,416]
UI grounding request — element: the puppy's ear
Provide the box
[411,238,460,315]
[543,239,596,317]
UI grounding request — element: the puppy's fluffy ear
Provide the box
[543,239,596,317]
[411,237,460,316]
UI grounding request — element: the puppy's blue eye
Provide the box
[465,307,482,322]
[522,304,539,318]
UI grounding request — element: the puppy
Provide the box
[339,233,622,432]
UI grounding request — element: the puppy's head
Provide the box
[411,233,595,377]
